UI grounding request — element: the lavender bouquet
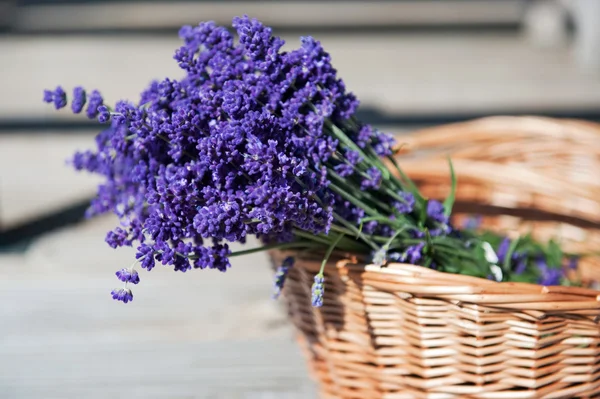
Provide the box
[43,17,579,306]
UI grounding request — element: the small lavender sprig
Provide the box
[311,275,325,307]
[272,256,294,299]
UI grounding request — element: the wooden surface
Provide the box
[0,217,315,398]
[6,33,600,121]
[0,340,314,399]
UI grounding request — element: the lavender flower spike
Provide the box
[311,275,325,307]
[426,200,448,224]
[272,257,294,299]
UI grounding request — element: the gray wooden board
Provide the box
[3,33,600,120]
[0,219,316,398]
[0,339,316,399]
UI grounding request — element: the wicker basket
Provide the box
[395,116,600,283]
[271,116,600,398]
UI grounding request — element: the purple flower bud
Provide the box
[272,256,294,299]
[111,287,133,303]
[361,167,382,190]
[409,228,425,239]
[43,89,53,103]
[372,130,395,157]
[97,105,110,123]
[334,163,354,177]
[311,274,325,307]
[393,192,415,214]
[116,268,140,284]
[43,86,67,109]
[536,258,563,286]
[136,244,156,271]
[426,200,448,224]
[345,150,361,165]
[513,253,527,275]
[86,90,104,119]
[71,86,87,114]
[404,242,425,264]
[497,238,511,263]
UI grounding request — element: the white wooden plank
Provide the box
[0,219,316,398]
[0,340,315,398]
[3,33,600,121]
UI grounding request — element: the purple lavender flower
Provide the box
[426,200,448,224]
[361,167,382,190]
[393,192,415,214]
[497,238,511,263]
[136,244,156,271]
[409,228,425,239]
[111,287,133,303]
[97,105,110,123]
[86,90,104,119]
[43,86,67,109]
[272,256,294,299]
[71,86,86,114]
[193,243,232,272]
[404,242,425,264]
[536,258,563,286]
[372,130,395,156]
[355,125,372,148]
[334,150,362,177]
[334,163,354,177]
[311,275,325,307]
[116,268,140,284]
[346,150,361,165]
[513,253,527,275]
[43,89,53,103]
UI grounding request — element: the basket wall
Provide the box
[271,251,600,399]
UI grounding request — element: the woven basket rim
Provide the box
[272,249,600,313]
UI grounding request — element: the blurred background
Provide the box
[1,1,599,398]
